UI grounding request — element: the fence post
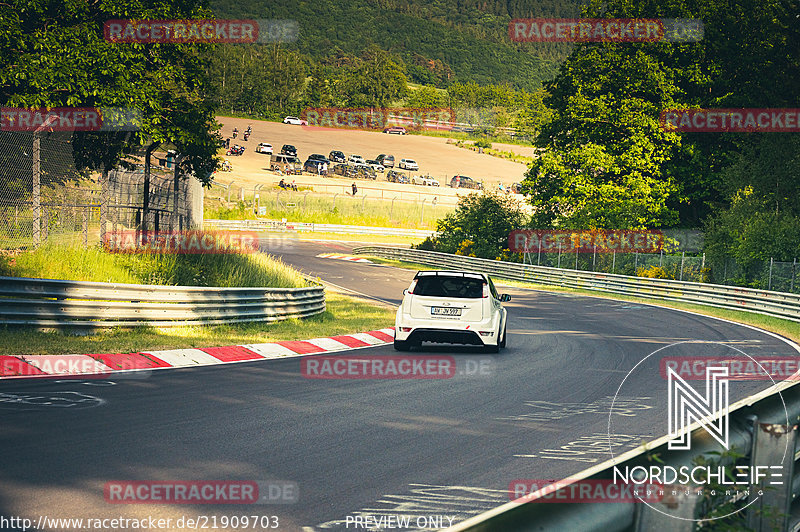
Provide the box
[32,131,41,246]
[660,249,663,268]
[82,206,88,247]
[745,420,796,531]
[537,244,541,266]
[679,251,685,281]
[420,198,427,225]
[768,257,774,291]
[228,180,234,202]
[557,242,562,268]
[791,258,796,292]
[592,245,596,271]
[575,251,578,270]
[634,251,638,271]
[612,251,616,273]
[100,168,109,246]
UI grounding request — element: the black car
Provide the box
[303,159,326,174]
[329,150,346,163]
[309,153,330,164]
[281,144,298,156]
[386,170,409,184]
[450,175,483,190]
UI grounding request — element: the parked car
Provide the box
[394,270,510,352]
[329,150,346,163]
[255,142,273,155]
[399,158,419,171]
[376,154,395,168]
[386,170,409,184]
[412,174,439,186]
[383,126,407,135]
[283,116,307,125]
[270,154,302,174]
[348,154,367,165]
[303,159,326,174]
[281,144,298,157]
[308,153,330,164]
[450,175,483,189]
[366,159,385,173]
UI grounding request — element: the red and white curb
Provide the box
[316,253,372,263]
[0,328,395,379]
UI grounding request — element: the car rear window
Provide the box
[413,276,484,298]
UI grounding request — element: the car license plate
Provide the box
[431,307,461,316]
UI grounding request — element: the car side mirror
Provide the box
[500,294,511,302]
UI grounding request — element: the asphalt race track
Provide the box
[0,240,797,531]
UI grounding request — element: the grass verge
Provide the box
[0,292,395,356]
[205,192,451,230]
[361,255,800,345]
[0,242,307,288]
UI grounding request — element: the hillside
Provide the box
[209,0,586,91]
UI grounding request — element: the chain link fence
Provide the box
[521,249,799,293]
[0,131,203,251]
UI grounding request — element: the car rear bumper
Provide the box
[395,315,501,346]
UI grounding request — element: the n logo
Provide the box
[667,366,729,450]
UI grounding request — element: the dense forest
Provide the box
[208,0,586,90]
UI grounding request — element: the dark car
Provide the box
[376,154,395,168]
[309,153,330,164]
[329,150,346,163]
[450,175,483,190]
[303,159,326,174]
[281,144,297,157]
[386,170,409,184]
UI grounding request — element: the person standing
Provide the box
[352,182,358,196]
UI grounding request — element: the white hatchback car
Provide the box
[283,116,307,125]
[399,158,419,171]
[255,142,273,154]
[394,271,510,352]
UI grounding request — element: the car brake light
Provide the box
[407,279,418,295]
[482,283,489,298]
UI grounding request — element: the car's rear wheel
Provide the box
[394,339,411,351]
[499,322,507,348]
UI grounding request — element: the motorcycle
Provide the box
[243,132,250,141]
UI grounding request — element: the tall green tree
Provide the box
[0,0,221,182]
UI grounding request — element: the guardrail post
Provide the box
[746,420,796,531]
[634,484,701,531]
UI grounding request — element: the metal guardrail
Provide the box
[0,276,325,328]
[205,219,436,239]
[353,246,800,323]
[354,246,800,530]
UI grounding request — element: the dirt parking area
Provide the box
[215,116,531,199]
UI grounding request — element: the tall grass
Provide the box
[0,242,307,288]
[205,191,453,229]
